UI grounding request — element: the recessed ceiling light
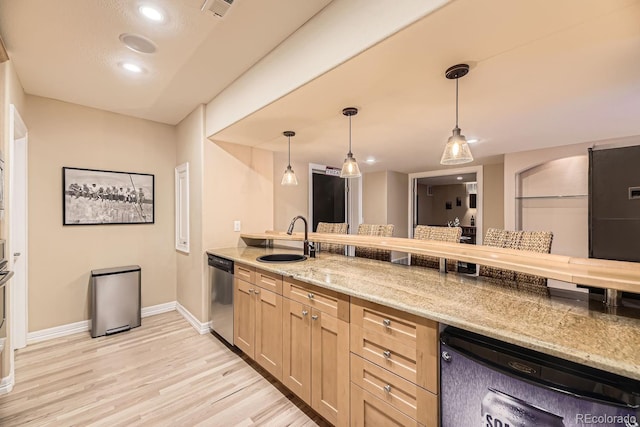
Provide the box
[457,176,463,180]
[120,62,145,74]
[365,157,376,164]
[120,33,157,54]
[467,138,478,144]
[139,5,164,22]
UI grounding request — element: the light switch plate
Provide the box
[234,220,241,232]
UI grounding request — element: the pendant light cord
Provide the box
[287,135,291,166]
[455,78,459,129]
[348,114,353,155]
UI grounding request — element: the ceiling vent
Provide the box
[201,0,234,18]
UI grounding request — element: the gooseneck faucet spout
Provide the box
[287,215,315,257]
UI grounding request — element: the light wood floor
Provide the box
[0,311,330,426]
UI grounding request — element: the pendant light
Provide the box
[281,131,298,186]
[340,107,361,178]
[441,64,474,165]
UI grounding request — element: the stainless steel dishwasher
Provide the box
[208,254,234,345]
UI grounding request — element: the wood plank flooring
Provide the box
[0,311,330,426]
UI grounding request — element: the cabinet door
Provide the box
[233,278,255,358]
[311,309,350,427]
[254,287,283,381]
[282,298,311,405]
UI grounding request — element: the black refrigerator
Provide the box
[589,145,640,263]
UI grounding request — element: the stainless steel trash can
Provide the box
[91,265,141,338]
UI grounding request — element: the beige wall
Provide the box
[1,60,26,378]
[203,140,274,250]
[26,95,177,331]
[362,171,387,225]
[386,171,408,238]
[176,106,206,322]
[482,163,504,238]
[273,152,308,234]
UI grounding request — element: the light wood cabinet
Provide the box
[233,266,283,381]
[350,297,438,427]
[234,278,255,357]
[282,287,350,427]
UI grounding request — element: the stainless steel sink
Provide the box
[256,254,307,263]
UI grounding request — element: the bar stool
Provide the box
[315,222,348,255]
[411,225,462,271]
[479,228,553,295]
[354,224,394,261]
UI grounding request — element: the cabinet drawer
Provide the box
[351,297,435,346]
[351,383,421,427]
[234,263,255,283]
[283,278,349,321]
[351,354,437,427]
[350,324,438,394]
[255,268,283,294]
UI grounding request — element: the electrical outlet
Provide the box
[234,220,241,232]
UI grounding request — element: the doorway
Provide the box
[9,104,28,352]
[308,163,361,236]
[408,166,483,272]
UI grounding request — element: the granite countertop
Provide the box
[208,246,640,381]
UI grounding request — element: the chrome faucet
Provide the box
[287,215,316,258]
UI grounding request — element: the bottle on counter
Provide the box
[471,215,475,226]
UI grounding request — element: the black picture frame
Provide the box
[63,167,154,225]
[445,201,452,210]
[469,193,477,209]
[456,196,462,207]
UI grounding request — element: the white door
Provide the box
[9,104,28,350]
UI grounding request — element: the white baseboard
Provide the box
[176,302,210,335]
[0,372,14,395]
[27,301,178,344]
[141,301,176,318]
[27,319,91,344]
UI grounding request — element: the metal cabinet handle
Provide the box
[383,350,391,359]
[254,289,260,295]
[14,252,21,257]
[302,310,308,316]
[311,315,319,321]
[382,319,391,327]
[249,288,254,294]
[384,384,392,393]
[308,293,315,299]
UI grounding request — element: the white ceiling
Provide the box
[210,0,640,174]
[2,0,639,175]
[0,0,332,124]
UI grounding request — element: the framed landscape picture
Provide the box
[63,167,154,225]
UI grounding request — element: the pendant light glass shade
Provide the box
[441,64,474,165]
[341,153,361,178]
[340,107,361,178]
[281,131,298,186]
[281,165,298,186]
[440,127,473,165]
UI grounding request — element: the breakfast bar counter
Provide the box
[208,246,640,381]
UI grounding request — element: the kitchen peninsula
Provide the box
[209,233,640,426]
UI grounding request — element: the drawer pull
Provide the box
[382,319,391,327]
[302,310,309,316]
[311,315,319,321]
[383,350,391,359]
[254,289,260,295]
[248,288,254,294]
[383,384,392,393]
[308,293,315,299]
